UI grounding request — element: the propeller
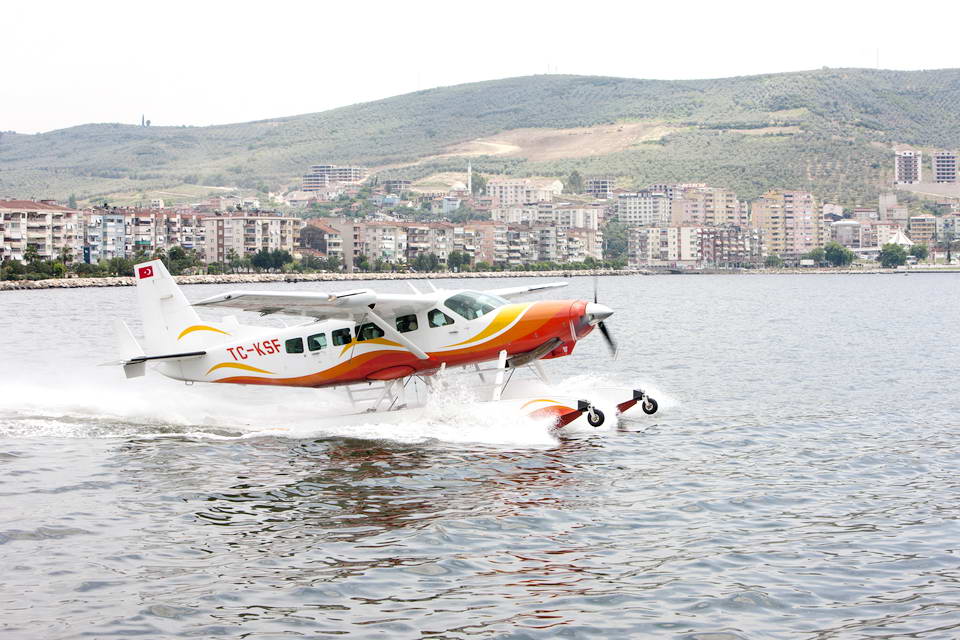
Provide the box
[591,277,618,358]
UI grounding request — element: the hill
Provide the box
[3,68,960,205]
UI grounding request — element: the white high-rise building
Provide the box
[895,150,922,184]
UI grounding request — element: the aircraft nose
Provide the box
[584,302,614,325]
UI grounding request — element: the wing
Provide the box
[191,288,435,319]
[484,282,568,300]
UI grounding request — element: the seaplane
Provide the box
[109,259,659,430]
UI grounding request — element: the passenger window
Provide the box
[428,308,455,327]
[396,314,418,333]
[307,333,327,351]
[332,328,352,346]
[355,322,385,341]
[285,337,304,354]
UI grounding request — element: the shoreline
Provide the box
[1,266,957,291]
[0,268,628,291]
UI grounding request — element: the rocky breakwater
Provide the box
[0,269,630,292]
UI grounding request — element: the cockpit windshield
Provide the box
[443,291,508,320]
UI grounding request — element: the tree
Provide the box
[802,247,826,264]
[878,243,907,268]
[226,249,240,274]
[909,244,928,261]
[940,231,956,264]
[67,194,77,209]
[602,221,628,262]
[471,173,487,196]
[765,254,784,268]
[567,170,584,194]
[824,242,855,267]
[447,250,469,272]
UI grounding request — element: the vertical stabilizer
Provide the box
[134,259,203,353]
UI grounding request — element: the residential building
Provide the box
[750,190,824,258]
[616,191,671,227]
[361,222,407,263]
[300,220,342,259]
[405,223,452,264]
[0,199,81,263]
[81,209,127,262]
[584,177,615,200]
[933,151,958,184]
[699,226,763,267]
[303,164,368,188]
[895,150,922,184]
[907,215,937,246]
[831,220,863,249]
[486,178,559,207]
[202,212,302,264]
[670,187,748,227]
[627,226,702,268]
[383,179,412,194]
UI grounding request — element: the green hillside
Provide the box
[2,68,960,204]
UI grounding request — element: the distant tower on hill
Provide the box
[467,161,472,195]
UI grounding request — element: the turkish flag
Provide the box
[137,265,154,279]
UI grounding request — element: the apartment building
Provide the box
[0,199,81,263]
[453,222,508,265]
[361,222,407,263]
[405,223,452,264]
[383,179,412,194]
[203,212,302,264]
[81,210,127,263]
[627,226,701,268]
[584,177,615,199]
[486,178,560,207]
[303,164,369,189]
[699,226,763,267]
[907,215,937,246]
[616,191,671,227]
[670,187,748,227]
[750,190,824,258]
[895,150,922,184]
[831,220,863,249]
[933,151,958,184]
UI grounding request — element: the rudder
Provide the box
[134,259,203,353]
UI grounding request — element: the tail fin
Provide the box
[135,259,204,353]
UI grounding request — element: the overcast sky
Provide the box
[6,0,960,134]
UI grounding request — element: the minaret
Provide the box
[467,161,472,195]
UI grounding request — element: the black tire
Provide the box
[587,408,605,427]
[642,398,658,415]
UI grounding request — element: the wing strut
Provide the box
[364,308,430,360]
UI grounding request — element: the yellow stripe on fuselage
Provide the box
[444,303,530,348]
[206,362,275,376]
[178,325,231,340]
[338,337,402,357]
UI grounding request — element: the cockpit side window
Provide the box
[443,291,506,320]
[285,337,304,354]
[428,309,455,327]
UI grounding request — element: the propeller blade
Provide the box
[597,320,617,357]
[593,276,598,304]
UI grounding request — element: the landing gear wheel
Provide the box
[642,397,658,415]
[587,408,605,427]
